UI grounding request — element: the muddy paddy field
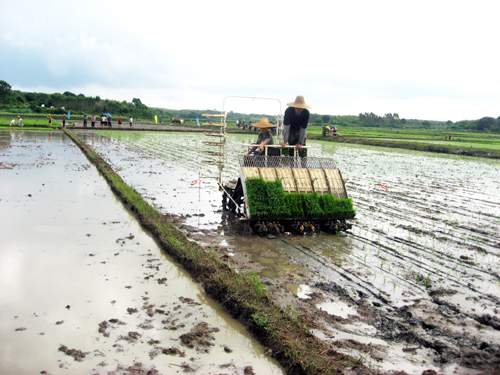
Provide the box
[1,128,499,374]
[0,130,284,374]
[75,129,500,374]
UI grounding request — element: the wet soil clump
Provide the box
[179,322,219,352]
[58,345,87,362]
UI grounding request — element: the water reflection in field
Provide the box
[0,130,283,375]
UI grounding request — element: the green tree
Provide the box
[132,98,144,106]
[0,80,12,101]
[477,117,495,131]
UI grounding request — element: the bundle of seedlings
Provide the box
[245,178,355,234]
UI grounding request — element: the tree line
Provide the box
[352,112,500,131]
[0,80,152,118]
[0,80,498,131]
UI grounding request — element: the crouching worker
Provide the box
[247,117,275,156]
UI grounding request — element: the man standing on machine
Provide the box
[283,95,310,156]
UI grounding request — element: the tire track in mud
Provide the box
[356,201,498,264]
[349,231,499,301]
[352,221,495,279]
[278,235,426,307]
[279,229,496,312]
[348,205,500,307]
[390,235,500,279]
[275,237,396,305]
[311,240,429,294]
[351,189,499,251]
[276,237,500,370]
[353,187,499,228]
[352,207,498,269]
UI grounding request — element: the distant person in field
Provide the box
[47,114,52,126]
[9,118,16,126]
[91,114,96,128]
[117,116,122,125]
[62,115,66,128]
[83,114,88,128]
[283,95,310,148]
[129,116,133,127]
[17,115,24,127]
[247,117,274,156]
[322,124,331,137]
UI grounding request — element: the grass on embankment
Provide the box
[307,127,500,159]
[64,129,367,375]
[0,124,60,131]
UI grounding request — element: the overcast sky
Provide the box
[1,0,498,120]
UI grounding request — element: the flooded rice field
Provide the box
[79,130,500,374]
[0,130,283,375]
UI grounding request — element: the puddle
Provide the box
[75,129,500,374]
[0,130,283,375]
[296,284,313,300]
[316,300,358,319]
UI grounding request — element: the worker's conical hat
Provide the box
[287,95,310,109]
[252,117,276,129]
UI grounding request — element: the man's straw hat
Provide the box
[287,95,310,109]
[252,117,276,129]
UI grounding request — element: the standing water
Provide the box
[0,130,284,374]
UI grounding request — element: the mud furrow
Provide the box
[277,239,394,305]
[389,236,500,280]
[349,232,499,301]
[353,200,498,251]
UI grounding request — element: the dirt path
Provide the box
[0,130,283,375]
[77,130,500,374]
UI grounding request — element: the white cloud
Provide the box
[1,0,499,120]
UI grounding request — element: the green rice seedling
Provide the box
[246,178,355,220]
[265,180,288,218]
[320,194,356,219]
[283,193,304,218]
[415,273,432,289]
[246,178,274,219]
[301,193,324,218]
[246,178,289,219]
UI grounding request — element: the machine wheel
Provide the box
[222,178,245,215]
